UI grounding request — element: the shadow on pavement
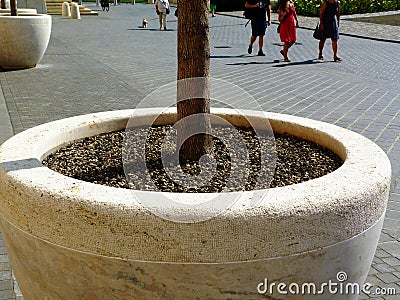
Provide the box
[210,54,247,59]
[226,60,276,66]
[127,28,176,31]
[0,68,20,73]
[272,59,321,67]
[210,23,247,29]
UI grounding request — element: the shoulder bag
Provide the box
[313,22,325,40]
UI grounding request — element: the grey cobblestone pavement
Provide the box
[0,3,399,299]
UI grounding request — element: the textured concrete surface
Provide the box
[0,3,399,299]
[0,15,52,69]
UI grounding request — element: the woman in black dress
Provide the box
[318,0,341,62]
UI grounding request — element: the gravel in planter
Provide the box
[43,125,343,192]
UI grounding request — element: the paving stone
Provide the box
[368,297,385,300]
[365,274,387,287]
[379,241,400,257]
[375,249,392,259]
[368,266,379,275]
[373,257,384,264]
[0,280,12,292]
[379,232,396,243]
[0,273,11,282]
[0,264,10,273]
[384,229,400,240]
[373,264,396,274]
[381,257,400,267]
[387,201,400,212]
[0,290,14,300]
[383,219,400,231]
[383,295,400,300]
[358,293,384,300]
[391,193,400,203]
[0,257,8,265]
[376,273,400,284]
[393,272,400,280]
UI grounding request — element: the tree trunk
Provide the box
[0,0,6,10]
[177,0,212,163]
[10,0,17,16]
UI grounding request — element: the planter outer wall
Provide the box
[17,0,47,14]
[0,14,51,69]
[0,108,392,299]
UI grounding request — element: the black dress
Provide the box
[323,0,339,40]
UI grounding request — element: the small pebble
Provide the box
[43,126,343,192]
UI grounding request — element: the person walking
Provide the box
[278,0,299,62]
[210,0,217,17]
[245,0,271,57]
[155,0,170,31]
[318,0,341,61]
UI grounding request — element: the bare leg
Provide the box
[332,39,338,58]
[159,14,163,30]
[283,42,288,57]
[282,42,293,61]
[287,41,295,50]
[248,36,257,54]
[258,35,264,52]
[319,39,326,59]
[250,36,257,47]
[163,13,167,30]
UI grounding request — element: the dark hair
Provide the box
[278,0,287,11]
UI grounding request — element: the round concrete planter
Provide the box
[0,14,51,69]
[0,109,391,299]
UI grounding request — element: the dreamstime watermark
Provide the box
[122,77,277,223]
[257,271,398,296]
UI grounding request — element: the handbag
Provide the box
[166,7,170,14]
[313,23,325,40]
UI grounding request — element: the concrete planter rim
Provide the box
[0,108,391,263]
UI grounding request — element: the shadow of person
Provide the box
[272,59,322,67]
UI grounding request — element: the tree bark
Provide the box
[10,0,17,16]
[177,0,212,163]
[0,0,6,10]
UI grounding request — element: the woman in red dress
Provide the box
[278,0,299,62]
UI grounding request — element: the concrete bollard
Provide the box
[71,2,81,20]
[62,2,71,17]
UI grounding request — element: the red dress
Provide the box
[279,6,296,42]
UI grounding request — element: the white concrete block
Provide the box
[61,1,70,17]
[70,2,80,19]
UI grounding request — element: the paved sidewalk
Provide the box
[0,4,399,299]
[220,10,400,43]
